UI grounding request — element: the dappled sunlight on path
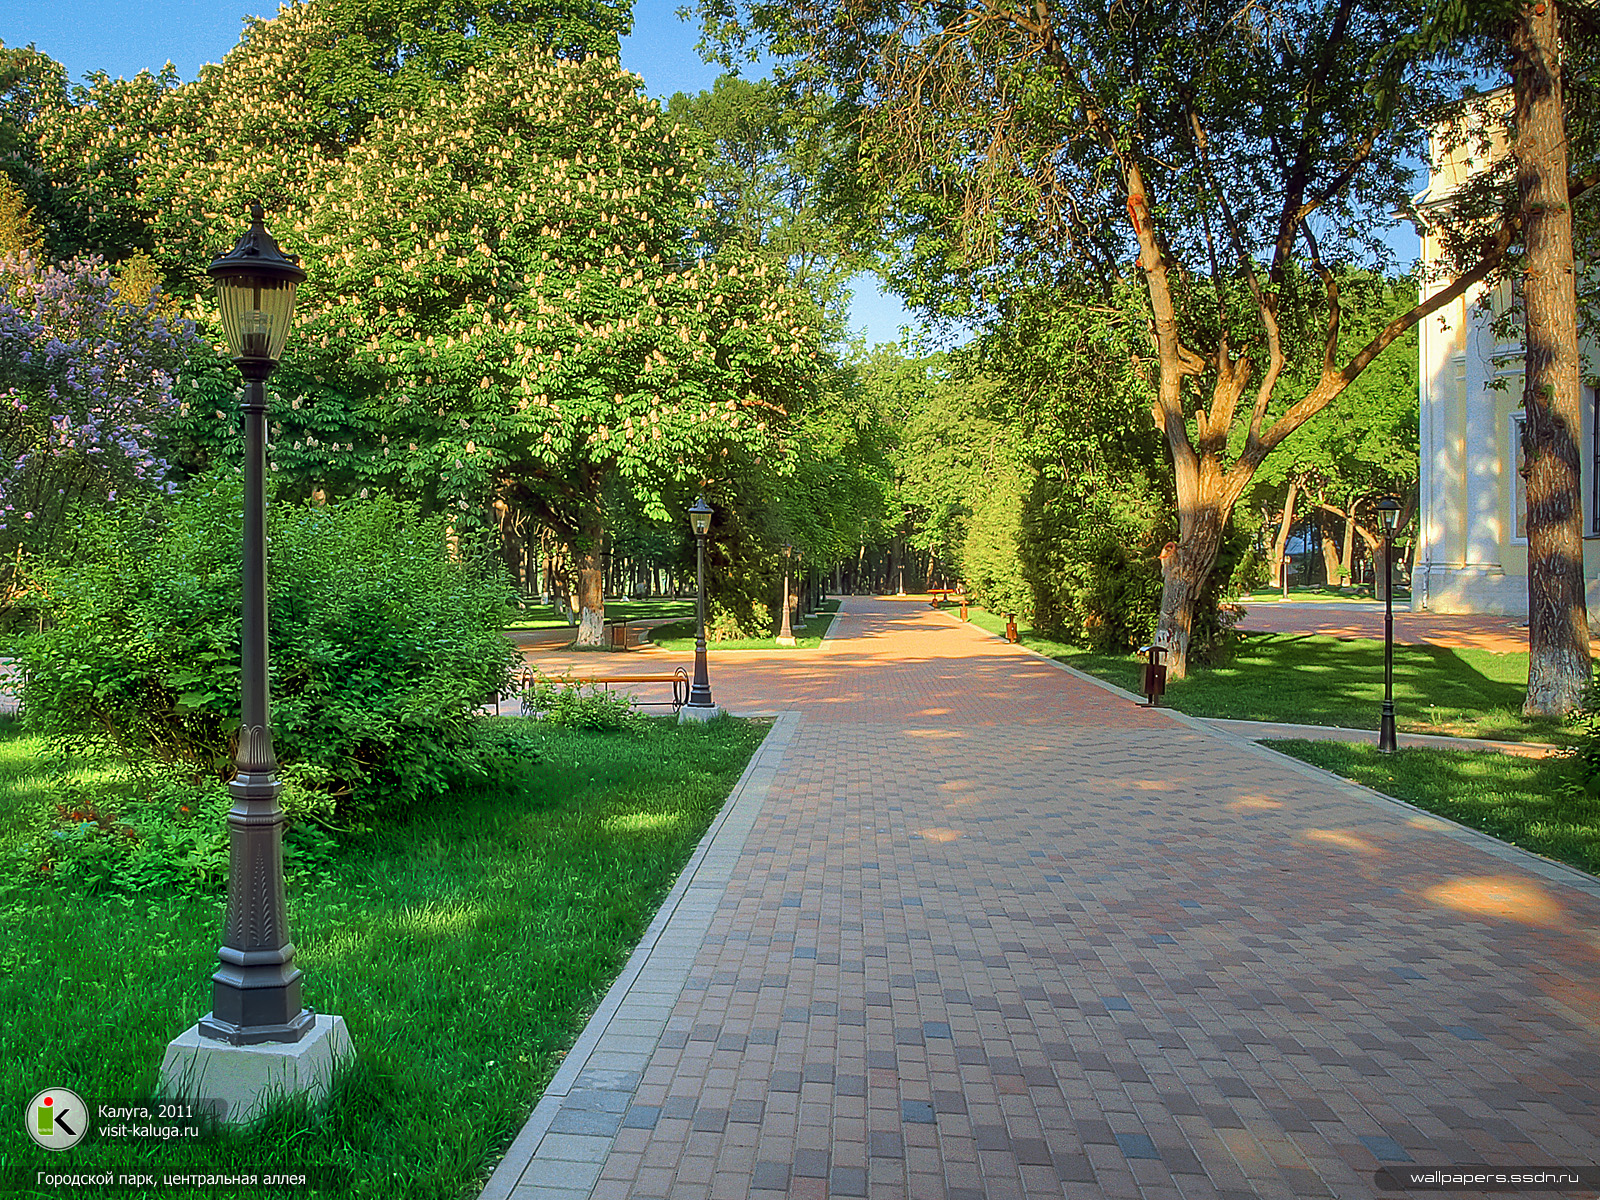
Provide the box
[486,596,1600,1200]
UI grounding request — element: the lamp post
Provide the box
[1376,497,1401,753]
[777,544,796,646]
[203,203,313,1046]
[681,496,720,720]
[160,203,349,1122]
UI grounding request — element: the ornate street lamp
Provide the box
[681,496,720,720]
[777,543,795,646]
[1376,497,1402,753]
[203,202,311,1045]
[161,204,348,1122]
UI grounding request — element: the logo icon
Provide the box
[27,1088,88,1151]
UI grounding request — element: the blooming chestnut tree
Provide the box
[148,48,822,643]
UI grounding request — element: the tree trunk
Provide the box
[574,488,606,646]
[1340,505,1356,590]
[1270,479,1300,573]
[1514,0,1591,716]
[1156,503,1227,678]
[1319,510,1343,589]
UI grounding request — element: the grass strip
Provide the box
[960,607,1567,746]
[650,600,840,651]
[0,715,766,1199]
[1264,739,1597,878]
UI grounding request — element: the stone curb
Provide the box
[477,709,802,1200]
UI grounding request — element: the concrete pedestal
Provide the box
[159,1014,352,1125]
[678,703,723,724]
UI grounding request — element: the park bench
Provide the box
[927,588,962,607]
[511,666,690,714]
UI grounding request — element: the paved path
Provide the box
[485,598,1600,1200]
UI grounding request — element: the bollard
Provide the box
[1005,613,1018,643]
[960,600,968,621]
[1137,643,1167,706]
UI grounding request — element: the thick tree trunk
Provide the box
[574,490,606,646]
[1156,503,1227,678]
[1514,1,1591,716]
[1319,513,1342,589]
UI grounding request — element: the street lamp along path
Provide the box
[159,203,352,1124]
[681,495,721,721]
[1376,497,1402,754]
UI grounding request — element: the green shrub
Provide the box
[521,672,643,731]
[14,478,521,828]
[1021,473,1244,662]
[957,466,1033,621]
[707,597,770,642]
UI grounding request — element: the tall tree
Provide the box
[140,39,819,644]
[693,0,1506,676]
[1395,0,1599,715]
[1513,0,1590,715]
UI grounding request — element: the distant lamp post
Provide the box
[681,496,720,721]
[160,202,350,1124]
[1281,553,1291,600]
[777,544,796,646]
[1376,497,1402,753]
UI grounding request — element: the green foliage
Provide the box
[1563,693,1600,799]
[522,672,643,731]
[14,480,520,826]
[1253,273,1421,507]
[1022,474,1243,661]
[708,594,771,641]
[954,464,1031,620]
[5,769,337,896]
[666,74,861,335]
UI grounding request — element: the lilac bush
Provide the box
[0,245,198,570]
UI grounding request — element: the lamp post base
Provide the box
[1378,703,1398,754]
[776,636,796,647]
[159,1013,352,1126]
[678,703,723,723]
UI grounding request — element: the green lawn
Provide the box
[0,715,766,1199]
[1266,739,1597,877]
[504,598,694,630]
[650,600,840,651]
[962,607,1567,745]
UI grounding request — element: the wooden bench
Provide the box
[927,588,962,607]
[512,667,690,714]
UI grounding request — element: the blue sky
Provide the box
[0,0,917,345]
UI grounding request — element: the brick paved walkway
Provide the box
[485,599,1600,1200]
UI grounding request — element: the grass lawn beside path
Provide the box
[0,715,766,1199]
[961,607,1568,746]
[504,598,694,631]
[650,600,840,651]
[1265,739,1598,878]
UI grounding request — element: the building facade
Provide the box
[1414,100,1600,616]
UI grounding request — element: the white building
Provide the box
[1413,96,1600,616]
